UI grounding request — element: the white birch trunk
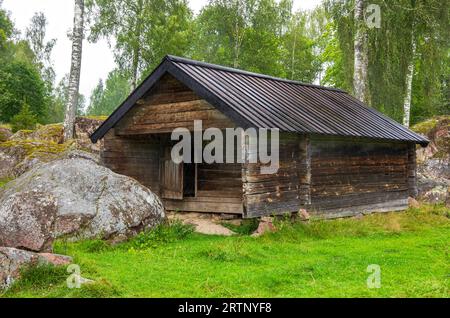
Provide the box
[353,0,369,104]
[290,17,298,80]
[63,0,84,141]
[403,35,416,127]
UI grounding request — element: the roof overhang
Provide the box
[90,55,430,147]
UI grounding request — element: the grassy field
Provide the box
[2,205,449,298]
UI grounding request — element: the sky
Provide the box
[2,0,322,101]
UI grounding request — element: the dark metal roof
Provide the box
[91,55,429,146]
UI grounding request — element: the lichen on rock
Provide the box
[0,156,165,252]
[412,116,450,205]
[0,247,72,290]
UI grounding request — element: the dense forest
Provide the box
[0,0,448,135]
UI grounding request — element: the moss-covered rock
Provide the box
[0,116,106,178]
[74,117,105,154]
[0,126,12,142]
[83,115,108,121]
[0,178,12,188]
[10,124,63,144]
[0,157,165,252]
[0,139,73,179]
[412,115,450,160]
[413,116,450,204]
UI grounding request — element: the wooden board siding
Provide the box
[308,137,409,217]
[115,73,235,135]
[197,163,243,198]
[407,143,418,197]
[164,196,243,214]
[101,129,161,193]
[243,133,307,218]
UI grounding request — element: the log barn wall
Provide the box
[102,73,243,215]
[101,129,161,193]
[242,133,308,218]
[115,73,234,135]
[99,73,416,218]
[308,136,410,218]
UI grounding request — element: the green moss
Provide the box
[0,123,11,129]
[0,178,12,188]
[0,128,11,142]
[411,115,450,135]
[412,118,439,134]
[16,129,34,134]
[0,140,70,157]
[82,115,108,121]
[32,124,63,142]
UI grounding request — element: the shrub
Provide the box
[5,264,67,293]
[10,104,38,132]
[66,279,121,298]
[221,219,259,235]
[128,220,194,250]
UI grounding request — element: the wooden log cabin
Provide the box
[90,55,429,219]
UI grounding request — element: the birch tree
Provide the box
[25,12,56,85]
[88,0,192,89]
[353,0,369,104]
[402,31,416,127]
[63,0,84,141]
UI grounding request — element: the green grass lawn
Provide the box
[2,205,449,298]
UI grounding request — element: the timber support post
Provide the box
[407,143,418,198]
[299,136,311,207]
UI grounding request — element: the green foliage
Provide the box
[192,0,321,81]
[0,59,47,124]
[198,239,252,262]
[86,69,130,116]
[127,220,194,250]
[88,0,193,87]
[0,3,13,56]
[77,239,112,253]
[25,12,56,86]
[221,219,259,235]
[45,75,85,123]
[0,177,12,188]
[281,11,322,82]
[65,279,122,298]
[7,264,68,292]
[10,104,38,132]
[3,205,449,298]
[323,0,449,124]
[2,263,121,298]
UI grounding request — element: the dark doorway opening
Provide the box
[183,163,196,197]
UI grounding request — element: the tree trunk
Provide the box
[131,45,140,90]
[403,28,416,127]
[353,0,369,104]
[63,0,84,141]
[233,8,240,68]
[290,17,298,80]
[130,0,143,89]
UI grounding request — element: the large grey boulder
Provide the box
[0,157,165,252]
[0,247,72,290]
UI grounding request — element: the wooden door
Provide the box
[160,146,183,199]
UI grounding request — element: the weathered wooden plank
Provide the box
[407,143,418,197]
[310,199,408,219]
[164,199,243,214]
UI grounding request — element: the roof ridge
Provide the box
[165,55,346,93]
